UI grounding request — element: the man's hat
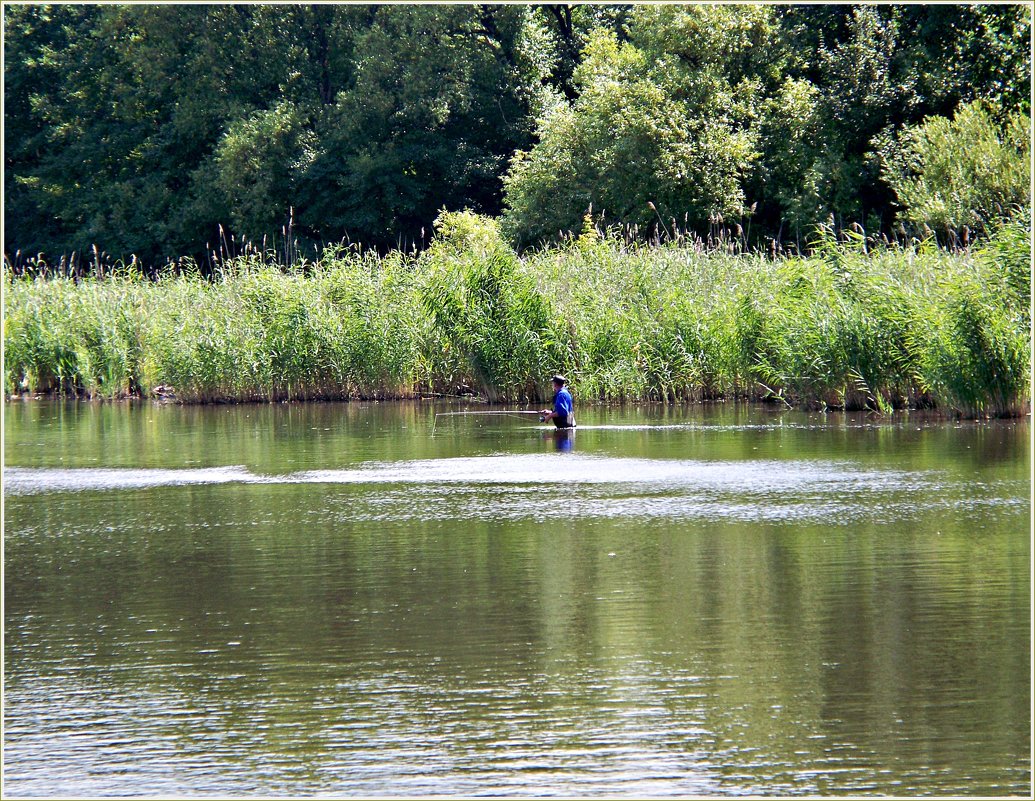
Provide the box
[551,374,567,385]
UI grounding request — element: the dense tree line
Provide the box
[4,4,1030,270]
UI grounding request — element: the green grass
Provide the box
[4,213,1030,417]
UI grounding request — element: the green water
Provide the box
[3,400,1030,796]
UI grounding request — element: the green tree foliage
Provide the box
[898,3,1032,117]
[770,3,1031,236]
[210,102,315,243]
[297,6,541,249]
[503,3,1030,248]
[503,5,780,247]
[880,102,1031,238]
[4,3,1030,264]
[5,5,313,262]
[4,4,554,265]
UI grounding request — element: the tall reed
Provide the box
[4,212,1029,417]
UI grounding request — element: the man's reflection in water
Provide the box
[546,428,574,452]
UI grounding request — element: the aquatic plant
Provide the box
[418,212,559,402]
[3,275,146,398]
[4,218,1030,417]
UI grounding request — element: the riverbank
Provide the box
[4,213,1030,417]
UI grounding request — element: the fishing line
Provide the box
[432,410,543,434]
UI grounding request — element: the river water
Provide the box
[3,400,1030,796]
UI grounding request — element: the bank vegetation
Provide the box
[5,211,1029,419]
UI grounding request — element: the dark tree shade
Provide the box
[4,4,1030,268]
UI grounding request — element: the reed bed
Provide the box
[4,214,1030,417]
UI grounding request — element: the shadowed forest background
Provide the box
[4,4,1031,268]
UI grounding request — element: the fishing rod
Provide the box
[435,411,542,417]
[432,410,544,434]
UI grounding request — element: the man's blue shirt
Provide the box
[554,387,573,418]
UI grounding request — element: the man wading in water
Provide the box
[540,375,576,429]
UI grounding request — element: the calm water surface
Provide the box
[3,401,1030,796]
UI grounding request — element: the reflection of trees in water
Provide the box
[3,402,1028,795]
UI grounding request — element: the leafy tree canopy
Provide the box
[4,3,1030,267]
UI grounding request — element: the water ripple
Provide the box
[7,456,1021,526]
[6,455,919,495]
